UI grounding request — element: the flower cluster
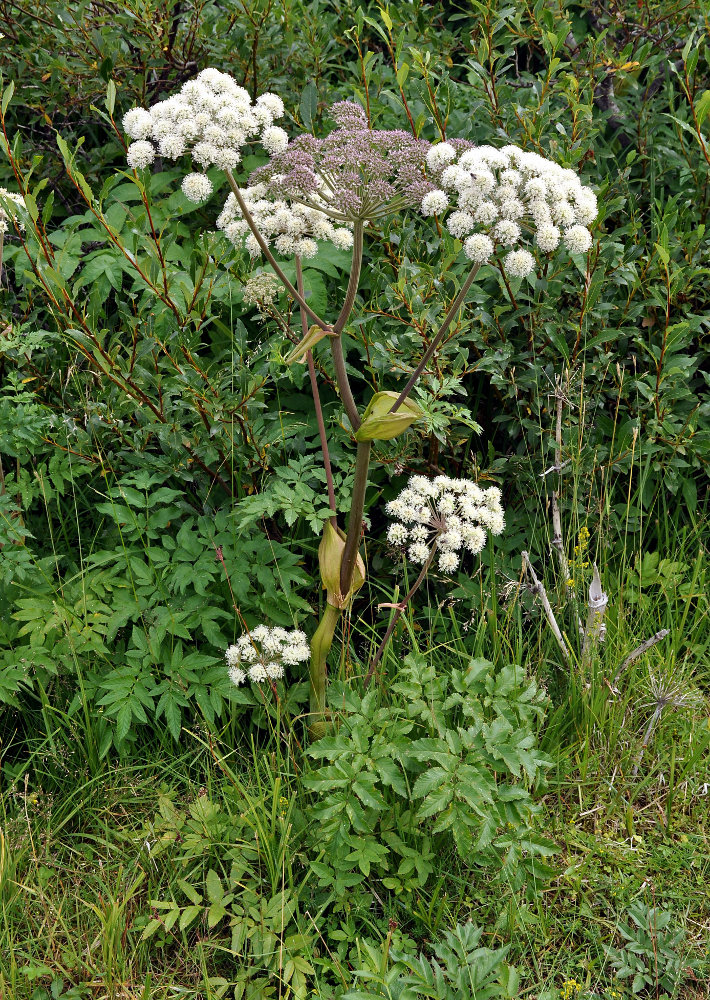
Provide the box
[421,141,597,273]
[241,271,282,309]
[385,475,505,573]
[217,183,354,258]
[122,68,286,201]
[249,101,433,224]
[225,625,310,685]
[0,187,25,233]
[559,981,582,1000]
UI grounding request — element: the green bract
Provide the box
[283,323,334,365]
[318,520,365,608]
[353,391,422,442]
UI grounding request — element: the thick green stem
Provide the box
[391,262,480,413]
[296,256,337,524]
[330,337,361,430]
[309,602,341,738]
[333,222,363,335]
[339,440,371,597]
[329,221,364,430]
[224,169,329,330]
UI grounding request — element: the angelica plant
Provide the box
[122,69,598,737]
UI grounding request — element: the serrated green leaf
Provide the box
[205,869,223,904]
[178,904,202,931]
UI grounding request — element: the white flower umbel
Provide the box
[181,172,214,203]
[123,68,286,187]
[386,475,505,574]
[216,184,354,259]
[226,625,310,686]
[421,140,597,269]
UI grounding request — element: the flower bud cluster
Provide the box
[250,101,432,224]
[386,475,505,574]
[123,68,286,200]
[0,187,25,233]
[225,625,309,686]
[216,183,354,258]
[421,142,597,274]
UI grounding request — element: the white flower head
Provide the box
[505,248,534,277]
[385,475,505,576]
[564,224,593,254]
[536,223,561,252]
[426,142,457,171]
[421,189,449,216]
[262,125,289,155]
[419,141,597,272]
[242,271,281,309]
[123,107,154,140]
[123,72,287,185]
[217,186,354,261]
[463,233,494,264]
[447,210,475,239]
[494,219,521,246]
[225,625,309,687]
[126,141,156,170]
[181,173,213,203]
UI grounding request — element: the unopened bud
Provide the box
[354,391,422,442]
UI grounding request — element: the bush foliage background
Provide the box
[0,1,708,998]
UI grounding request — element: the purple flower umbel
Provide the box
[251,101,434,223]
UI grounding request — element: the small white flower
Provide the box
[385,474,505,579]
[524,177,547,199]
[463,233,494,264]
[226,624,309,688]
[126,141,156,169]
[438,550,459,573]
[421,189,449,216]
[463,525,486,553]
[246,232,264,256]
[474,201,499,225]
[487,510,505,534]
[497,197,525,220]
[494,220,521,246]
[262,125,289,155]
[296,237,318,258]
[181,173,213,203]
[408,542,430,564]
[426,142,457,171]
[228,665,247,686]
[159,134,187,159]
[249,663,268,683]
[573,190,598,226]
[123,107,154,140]
[446,210,475,239]
[505,248,535,277]
[242,271,281,308]
[529,199,552,225]
[564,224,593,254]
[256,92,285,119]
[332,228,354,249]
[387,523,409,545]
[441,165,471,191]
[535,223,561,252]
[550,200,575,227]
